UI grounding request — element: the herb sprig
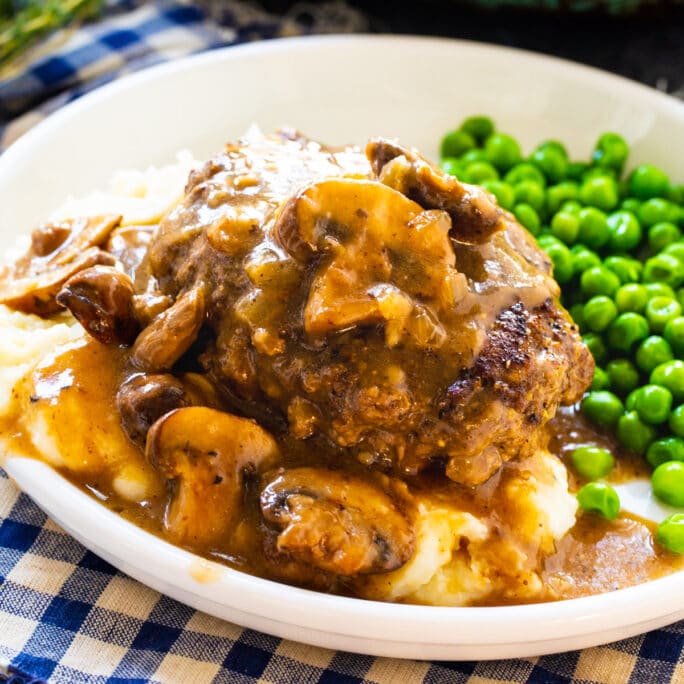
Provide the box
[0,0,104,69]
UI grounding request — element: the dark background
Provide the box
[261,0,684,97]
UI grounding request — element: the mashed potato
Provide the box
[50,150,199,226]
[357,450,577,605]
[0,307,82,416]
[0,149,579,606]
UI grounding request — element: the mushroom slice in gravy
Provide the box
[145,406,280,548]
[131,287,205,371]
[261,467,415,576]
[57,265,139,345]
[366,138,504,243]
[0,215,121,315]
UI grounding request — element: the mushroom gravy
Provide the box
[0,131,681,605]
[0,334,680,604]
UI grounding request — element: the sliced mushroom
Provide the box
[31,222,72,256]
[0,247,117,316]
[106,224,156,287]
[366,138,503,243]
[117,371,222,445]
[132,289,173,327]
[146,406,280,547]
[131,287,205,371]
[260,467,414,576]
[118,373,189,445]
[272,177,463,343]
[0,215,121,315]
[56,265,139,344]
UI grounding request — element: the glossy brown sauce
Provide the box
[1,335,680,604]
[1,133,680,604]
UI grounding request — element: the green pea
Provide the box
[441,129,476,159]
[635,336,674,374]
[621,198,642,214]
[663,243,684,263]
[571,245,602,276]
[579,175,619,212]
[480,180,515,210]
[583,333,608,365]
[464,161,499,184]
[583,295,617,332]
[666,183,684,204]
[484,133,522,171]
[460,115,495,143]
[577,482,620,520]
[606,211,643,251]
[591,367,611,391]
[645,296,682,333]
[629,163,670,199]
[546,182,579,215]
[670,405,684,438]
[614,283,649,313]
[617,410,656,454]
[566,161,589,181]
[592,132,629,172]
[504,162,546,187]
[626,389,640,410]
[530,145,568,183]
[460,149,489,165]
[606,358,640,395]
[582,391,624,426]
[537,234,562,249]
[642,254,684,289]
[514,203,542,237]
[646,437,684,469]
[656,514,684,554]
[577,207,610,249]
[550,211,580,245]
[633,384,673,424]
[639,198,679,227]
[513,180,545,212]
[580,266,621,298]
[542,239,574,283]
[571,445,615,480]
[663,316,684,356]
[650,360,684,402]
[584,166,617,182]
[561,200,583,215]
[538,140,568,158]
[603,255,642,284]
[651,461,684,507]
[606,312,650,351]
[440,157,463,177]
[648,222,682,253]
[645,282,677,300]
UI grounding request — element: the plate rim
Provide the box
[5,453,684,659]
[1,33,683,660]
[2,33,684,177]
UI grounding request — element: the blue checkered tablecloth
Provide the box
[1,2,683,683]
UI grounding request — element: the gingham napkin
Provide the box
[1,468,683,684]
[1,2,683,683]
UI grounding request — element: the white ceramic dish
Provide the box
[1,35,683,661]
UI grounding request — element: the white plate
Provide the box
[1,36,683,661]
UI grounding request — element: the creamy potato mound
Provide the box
[0,307,83,416]
[357,451,576,605]
[0,150,579,606]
